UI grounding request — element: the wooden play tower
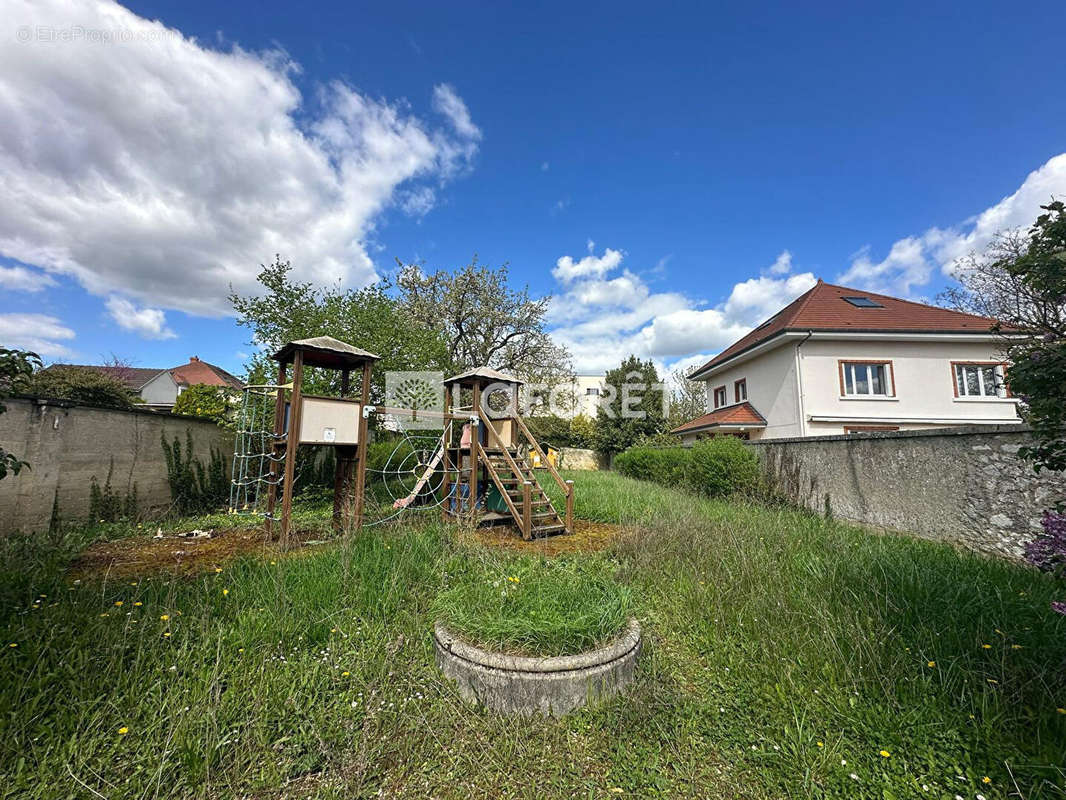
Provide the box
[441,367,574,540]
[264,336,379,543]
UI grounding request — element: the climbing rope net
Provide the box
[229,385,285,517]
[228,388,458,525]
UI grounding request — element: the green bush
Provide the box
[615,437,760,498]
[687,437,761,497]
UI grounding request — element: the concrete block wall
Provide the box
[0,397,233,534]
[752,425,1066,560]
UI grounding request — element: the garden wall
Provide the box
[0,397,233,535]
[558,447,605,470]
[752,425,1066,560]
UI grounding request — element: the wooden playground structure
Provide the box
[238,336,574,544]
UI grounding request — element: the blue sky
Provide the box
[2,0,1065,376]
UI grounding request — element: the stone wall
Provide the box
[558,447,605,470]
[752,425,1065,560]
[0,397,233,535]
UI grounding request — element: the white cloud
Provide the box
[0,264,56,292]
[0,0,481,316]
[552,247,624,284]
[767,250,792,275]
[105,297,177,340]
[541,161,550,172]
[0,313,75,358]
[838,153,1066,296]
[431,83,481,143]
[548,247,814,374]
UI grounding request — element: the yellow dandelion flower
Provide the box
[114,601,123,607]
[981,644,991,649]
[1056,707,1065,714]
[163,632,171,638]
[160,615,169,621]
[99,613,109,617]
[8,643,16,648]
[118,726,128,735]
[214,568,222,574]
[330,628,338,633]
[816,741,824,748]
[222,589,229,596]
[237,648,244,653]
[982,777,991,784]
[879,750,891,758]
[1011,644,1022,650]
[133,602,142,607]
[926,661,935,667]
[341,671,350,677]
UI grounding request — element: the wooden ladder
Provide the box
[476,443,567,540]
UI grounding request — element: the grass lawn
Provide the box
[1,470,1064,798]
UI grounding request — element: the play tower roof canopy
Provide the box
[444,366,524,386]
[272,336,381,370]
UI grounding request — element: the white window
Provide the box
[586,387,599,396]
[713,386,727,408]
[954,363,1005,398]
[840,362,892,397]
[734,379,747,402]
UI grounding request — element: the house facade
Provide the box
[673,281,1022,443]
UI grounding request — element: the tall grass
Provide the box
[432,550,631,655]
[0,471,1063,798]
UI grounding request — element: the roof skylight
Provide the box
[842,296,884,308]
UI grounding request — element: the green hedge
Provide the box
[614,437,760,497]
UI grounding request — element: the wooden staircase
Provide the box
[477,444,568,539]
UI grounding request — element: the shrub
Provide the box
[615,437,761,498]
[687,437,761,497]
[172,384,237,428]
[25,365,137,409]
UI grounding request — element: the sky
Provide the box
[2,0,1065,377]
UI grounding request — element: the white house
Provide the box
[673,280,1022,443]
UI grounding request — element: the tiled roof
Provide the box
[671,402,767,434]
[41,364,165,391]
[690,281,1005,377]
[170,358,243,389]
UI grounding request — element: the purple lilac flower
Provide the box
[1024,512,1066,572]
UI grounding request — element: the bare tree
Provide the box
[667,369,706,430]
[937,229,1064,335]
[396,256,573,386]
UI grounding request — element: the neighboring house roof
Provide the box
[689,280,1006,379]
[671,402,767,434]
[41,357,242,393]
[169,357,243,389]
[40,364,165,391]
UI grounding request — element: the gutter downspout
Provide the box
[794,331,813,438]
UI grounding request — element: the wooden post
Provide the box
[441,384,452,522]
[522,480,532,540]
[565,479,574,534]
[332,368,352,533]
[351,361,372,531]
[264,360,288,540]
[470,382,481,515]
[278,350,304,548]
